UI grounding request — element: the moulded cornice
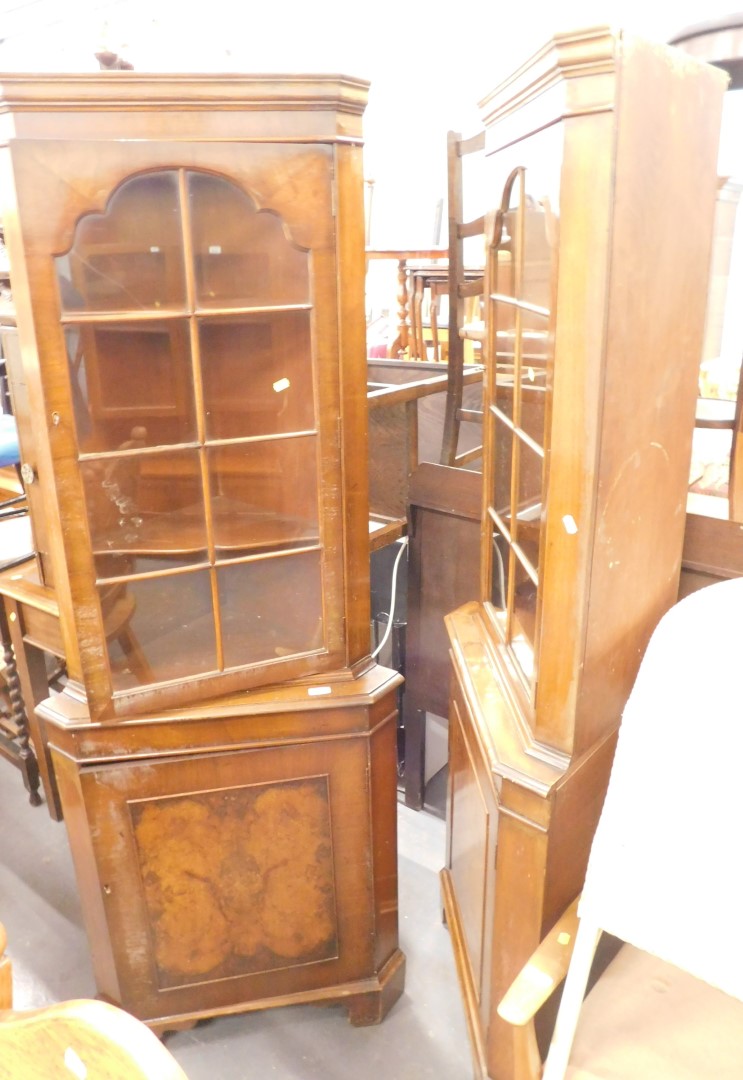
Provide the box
[478,25,618,130]
[0,72,370,116]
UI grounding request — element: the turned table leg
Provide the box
[3,596,62,819]
[0,603,42,806]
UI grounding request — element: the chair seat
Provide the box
[0,999,189,1079]
[695,395,736,428]
[568,944,743,1080]
[0,415,19,468]
[577,576,743,1002]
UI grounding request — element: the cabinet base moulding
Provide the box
[140,949,407,1037]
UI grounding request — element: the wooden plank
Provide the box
[681,512,743,577]
[407,461,482,519]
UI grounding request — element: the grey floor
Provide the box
[0,760,474,1079]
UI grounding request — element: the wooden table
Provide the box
[366,249,447,357]
[1,594,41,806]
[0,556,64,819]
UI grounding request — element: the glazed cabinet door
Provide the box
[480,124,562,737]
[6,139,351,719]
[479,116,615,755]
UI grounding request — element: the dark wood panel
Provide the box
[403,463,481,808]
[681,511,743,579]
[367,359,482,520]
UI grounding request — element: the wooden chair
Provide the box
[691,355,743,520]
[440,129,485,467]
[0,415,25,523]
[0,415,18,469]
[0,923,11,1010]
[0,921,188,1079]
[365,249,447,360]
[497,576,743,1079]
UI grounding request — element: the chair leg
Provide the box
[541,919,602,1080]
[512,1021,542,1080]
[115,627,154,684]
[0,922,12,1009]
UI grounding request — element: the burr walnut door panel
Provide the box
[72,736,381,1019]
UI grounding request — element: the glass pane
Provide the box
[72,321,196,454]
[515,438,543,572]
[81,450,207,578]
[520,198,556,310]
[208,436,319,558]
[519,331,549,450]
[483,139,563,695]
[56,171,186,313]
[511,559,537,680]
[491,413,513,519]
[218,551,324,669]
[103,570,216,691]
[493,300,517,423]
[493,248,515,297]
[188,172,310,308]
[200,313,314,440]
[490,525,511,612]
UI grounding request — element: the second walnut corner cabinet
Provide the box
[439,28,728,1080]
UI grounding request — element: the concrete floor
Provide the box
[0,760,474,1079]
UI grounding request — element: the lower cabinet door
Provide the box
[52,693,405,1029]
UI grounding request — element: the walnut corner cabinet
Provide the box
[439,28,727,1080]
[0,72,405,1032]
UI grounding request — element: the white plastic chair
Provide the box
[499,576,743,1079]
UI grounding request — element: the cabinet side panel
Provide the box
[445,668,503,1026]
[333,142,371,663]
[49,747,121,1001]
[543,730,618,930]
[0,148,83,680]
[535,110,616,751]
[578,42,727,754]
[487,786,550,1079]
[368,695,402,969]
